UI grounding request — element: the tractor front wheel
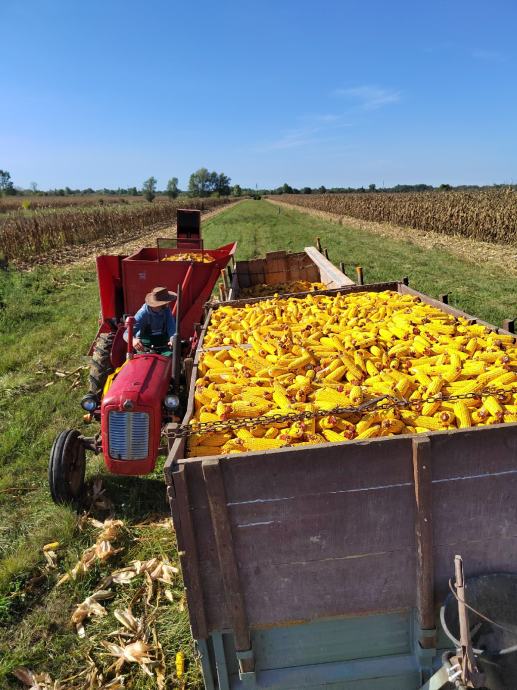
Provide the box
[48,429,86,507]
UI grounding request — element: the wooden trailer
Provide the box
[165,277,517,690]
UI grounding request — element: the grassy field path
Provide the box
[0,198,514,688]
[202,200,515,325]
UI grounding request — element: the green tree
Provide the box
[368,183,376,192]
[142,176,157,202]
[215,172,231,196]
[166,177,179,200]
[0,170,15,196]
[188,168,211,197]
[232,184,242,197]
[302,186,312,195]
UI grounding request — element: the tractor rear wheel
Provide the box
[48,429,86,507]
[88,332,114,398]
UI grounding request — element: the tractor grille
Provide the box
[108,411,149,460]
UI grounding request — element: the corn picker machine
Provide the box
[48,209,236,505]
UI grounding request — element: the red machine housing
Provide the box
[101,354,171,475]
[94,241,236,348]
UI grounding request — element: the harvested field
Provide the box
[273,189,517,245]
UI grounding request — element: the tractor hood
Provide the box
[102,354,172,410]
[101,353,172,475]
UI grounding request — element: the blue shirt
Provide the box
[129,304,176,339]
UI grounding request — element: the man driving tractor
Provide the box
[124,286,177,353]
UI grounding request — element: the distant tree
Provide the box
[232,184,242,197]
[368,183,376,192]
[318,186,327,194]
[0,170,15,195]
[30,181,38,193]
[302,187,312,195]
[128,186,138,196]
[214,172,231,196]
[142,176,157,202]
[188,168,211,197]
[166,177,179,200]
[281,183,293,194]
[439,183,452,191]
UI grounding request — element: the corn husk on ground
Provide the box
[12,513,195,689]
[188,289,517,455]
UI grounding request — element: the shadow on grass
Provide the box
[96,474,169,521]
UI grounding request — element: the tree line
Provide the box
[2,167,515,200]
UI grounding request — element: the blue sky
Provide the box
[2,0,516,190]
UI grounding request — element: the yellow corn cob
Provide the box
[231,400,271,417]
[453,401,472,428]
[324,364,347,382]
[483,395,504,419]
[421,400,441,416]
[491,371,516,387]
[356,424,381,439]
[273,385,291,409]
[349,385,363,404]
[243,437,288,451]
[319,429,342,443]
[411,416,443,431]
[203,432,233,447]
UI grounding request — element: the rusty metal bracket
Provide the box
[453,555,486,688]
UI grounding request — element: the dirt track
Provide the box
[266,198,517,276]
[14,201,242,271]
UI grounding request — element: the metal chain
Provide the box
[170,385,517,438]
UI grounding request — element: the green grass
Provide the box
[202,200,516,325]
[0,199,514,688]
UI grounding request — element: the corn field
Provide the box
[0,195,144,214]
[0,197,233,262]
[273,190,517,245]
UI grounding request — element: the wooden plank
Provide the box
[202,458,253,662]
[412,437,435,645]
[167,466,208,639]
[251,610,412,670]
[220,436,413,504]
[304,246,355,286]
[229,486,415,564]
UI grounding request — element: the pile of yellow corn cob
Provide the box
[162,253,214,263]
[188,290,517,456]
[239,280,326,298]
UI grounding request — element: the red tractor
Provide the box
[49,210,236,506]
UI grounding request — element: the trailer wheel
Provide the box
[88,332,114,397]
[48,429,86,507]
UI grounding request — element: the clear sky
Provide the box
[2,0,516,190]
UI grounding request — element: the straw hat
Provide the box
[145,286,177,307]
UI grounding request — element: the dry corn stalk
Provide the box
[275,189,517,246]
